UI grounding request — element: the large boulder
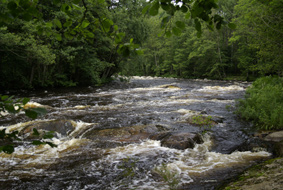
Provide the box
[263,131,283,157]
[160,132,203,150]
[264,131,283,142]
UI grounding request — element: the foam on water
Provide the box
[0,138,89,177]
[87,135,271,189]
[196,85,245,92]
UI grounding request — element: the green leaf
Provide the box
[228,22,236,30]
[25,107,47,119]
[25,109,38,119]
[61,3,71,12]
[7,2,17,10]
[214,15,222,22]
[101,19,113,32]
[32,140,45,145]
[113,25,118,31]
[1,145,14,154]
[33,128,40,136]
[0,129,6,139]
[1,95,9,101]
[82,19,90,28]
[64,32,74,40]
[73,0,81,4]
[53,0,61,5]
[197,31,202,38]
[142,4,151,15]
[5,104,16,113]
[216,22,222,30]
[37,27,43,35]
[118,46,130,57]
[165,31,172,38]
[185,12,191,19]
[22,13,32,21]
[181,5,188,13]
[172,27,182,36]
[194,19,201,32]
[161,3,170,11]
[54,19,62,29]
[161,16,171,28]
[54,33,62,41]
[63,20,72,28]
[135,49,144,55]
[19,0,30,9]
[46,142,57,148]
[46,22,53,28]
[86,32,94,38]
[175,21,186,30]
[43,131,54,139]
[149,2,160,16]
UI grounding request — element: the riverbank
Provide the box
[219,129,283,190]
[220,157,283,190]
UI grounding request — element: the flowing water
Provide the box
[0,77,271,190]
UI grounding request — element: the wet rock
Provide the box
[23,102,52,109]
[273,141,283,157]
[262,131,283,156]
[83,124,204,150]
[84,125,169,144]
[20,120,76,136]
[159,84,181,89]
[210,131,251,154]
[263,131,283,142]
[160,132,203,150]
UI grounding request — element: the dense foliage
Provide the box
[120,0,283,80]
[0,0,142,90]
[0,0,230,90]
[236,76,283,130]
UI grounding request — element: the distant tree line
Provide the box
[0,0,282,91]
[119,0,283,81]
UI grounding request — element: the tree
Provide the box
[231,0,283,77]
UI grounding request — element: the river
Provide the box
[0,77,271,190]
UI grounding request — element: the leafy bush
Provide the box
[236,76,283,130]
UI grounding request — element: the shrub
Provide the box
[236,76,283,130]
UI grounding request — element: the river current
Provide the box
[0,77,271,189]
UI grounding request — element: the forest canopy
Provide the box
[0,0,282,90]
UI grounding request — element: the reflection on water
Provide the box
[0,77,270,189]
